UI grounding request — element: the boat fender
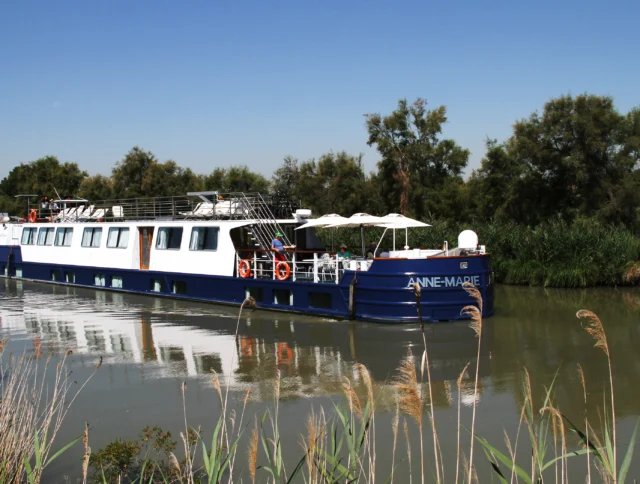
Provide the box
[275,261,290,281]
[28,209,37,223]
[349,275,357,319]
[238,259,252,278]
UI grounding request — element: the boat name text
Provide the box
[407,275,480,288]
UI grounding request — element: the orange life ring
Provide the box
[28,209,37,223]
[238,259,252,278]
[275,261,290,280]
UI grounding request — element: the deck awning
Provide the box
[294,213,350,230]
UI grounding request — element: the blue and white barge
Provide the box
[0,193,493,323]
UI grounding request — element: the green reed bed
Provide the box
[3,290,638,483]
[318,218,640,288]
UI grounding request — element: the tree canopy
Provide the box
[1,93,639,232]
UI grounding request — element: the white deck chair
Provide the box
[62,207,80,222]
[78,205,95,220]
[112,206,124,219]
[89,208,108,220]
[179,202,202,218]
[192,202,213,218]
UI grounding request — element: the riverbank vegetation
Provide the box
[3,290,636,483]
[1,92,639,288]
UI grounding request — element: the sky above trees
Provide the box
[0,0,638,178]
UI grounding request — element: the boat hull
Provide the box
[0,246,493,323]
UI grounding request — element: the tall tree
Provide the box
[111,147,157,198]
[202,166,270,193]
[271,156,300,197]
[365,98,468,217]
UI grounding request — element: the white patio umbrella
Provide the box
[294,214,350,250]
[324,213,386,256]
[376,213,431,251]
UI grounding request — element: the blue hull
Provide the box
[0,246,493,323]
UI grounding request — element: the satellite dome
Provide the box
[458,230,478,250]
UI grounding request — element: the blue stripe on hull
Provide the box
[0,246,494,323]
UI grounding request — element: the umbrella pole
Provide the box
[360,225,365,257]
[405,228,408,249]
[393,228,396,251]
[331,229,334,252]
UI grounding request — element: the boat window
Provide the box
[65,272,75,283]
[111,276,123,288]
[21,227,37,245]
[37,228,55,246]
[54,228,73,247]
[94,274,106,286]
[172,281,187,294]
[189,227,219,251]
[156,227,183,250]
[82,227,103,248]
[107,227,130,248]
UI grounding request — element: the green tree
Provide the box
[0,156,87,214]
[294,152,371,216]
[202,165,269,193]
[507,94,638,224]
[271,156,300,196]
[365,98,469,218]
[111,147,156,198]
[79,175,114,201]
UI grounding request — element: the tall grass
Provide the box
[0,341,99,483]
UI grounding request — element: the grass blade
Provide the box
[619,418,639,484]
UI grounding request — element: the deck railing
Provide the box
[234,249,366,284]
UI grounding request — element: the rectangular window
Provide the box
[156,227,183,250]
[51,270,60,281]
[189,227,219,251]
[107,227,130,248]
[172,281,187,294]
[82,227,103,248]
[245,287,263,303]
[309,292,332,309]
[21,227,37,245]
[16,266,22,278]
[37,228,55,246]
[54,228,73,247]
[94,274,106,286]
[111,276,123,288]
[65,272,75,283]
[274,289,293,306]
[151,279,165,292]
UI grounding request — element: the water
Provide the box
[1,279,639,482]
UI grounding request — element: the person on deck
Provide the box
[366,242,379,259]
[337,244,351,260]
[271,232,295,262]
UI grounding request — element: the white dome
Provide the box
[458,230,478,250]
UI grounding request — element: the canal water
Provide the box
[1,279,639,482]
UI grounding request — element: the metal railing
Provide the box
[234,249,373,284]
[26,193,299,225]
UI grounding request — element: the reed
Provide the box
[0,344,98,483]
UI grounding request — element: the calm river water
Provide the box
[1,279,639,482]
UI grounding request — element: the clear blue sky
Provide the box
[1,0,638,180]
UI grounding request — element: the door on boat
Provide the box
[139,227,154,270]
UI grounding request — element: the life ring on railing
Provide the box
[275,261,290,280]
[28,209,37,223]
[238,259,252,278]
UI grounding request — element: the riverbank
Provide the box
[318,218,640,288]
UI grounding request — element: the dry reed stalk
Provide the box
[577,309,615,482]
[355,362,376,483]
[391,407,400,483]
[577,364,591,483]
[509,402,527,484]
[81,421,90,484]
[456,362,470,484]
[169,452,181,476]
[395,351,424,484]
[248,418,258,484]
[342,377,363,420]
[522,368,539,482]
[462,282,483,484]
[0,347,99,483]
[404,419,413,484]
[413,283,442,484]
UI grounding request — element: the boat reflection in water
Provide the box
[0,280,489,408]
